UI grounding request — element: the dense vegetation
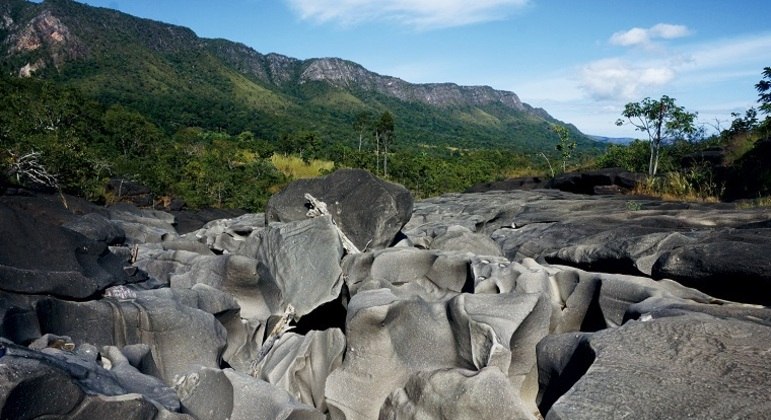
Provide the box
[0,75,566,210]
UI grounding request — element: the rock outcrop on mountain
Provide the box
[1,170,770,419]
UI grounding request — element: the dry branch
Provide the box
[304,193,361,254]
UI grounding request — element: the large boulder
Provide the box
[0,202,140,299]
[108,204,178,244]
[186,212,266,255]
[265,169,413,250]
[63,212,127,245]
[651,235,771,306]
[0,339,189,419]
[34,289,228,384]
[254,215,345,317]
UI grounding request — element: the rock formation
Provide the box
[1,170,770,419]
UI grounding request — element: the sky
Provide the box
[73,0,771,138]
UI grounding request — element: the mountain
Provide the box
[0,0,601,153]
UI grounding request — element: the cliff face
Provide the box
[2,7,86,75]
[298,57,528,110]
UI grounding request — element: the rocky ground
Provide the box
[1,168,770,419]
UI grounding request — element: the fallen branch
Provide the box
[304,193,361,255]
[249,304,295,376]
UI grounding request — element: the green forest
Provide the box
[3,67,771,211]
[0,75,555,210]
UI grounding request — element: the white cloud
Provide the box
[685,33,771,70]
[579,58,676,100]
[610,23,690,48]
[285,0,530,29]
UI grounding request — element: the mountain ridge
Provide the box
[1,0,599,152]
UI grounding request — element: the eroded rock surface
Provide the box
[538,313,771,419]
[2,177,770,419]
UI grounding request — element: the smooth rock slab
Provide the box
[255,215,344,317]
[652,238,771,306]
[538,313,771,419]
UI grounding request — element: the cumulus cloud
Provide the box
[580,58,676,100]
[285,0,530,29]
[610,23,691,48]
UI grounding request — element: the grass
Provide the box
[631,170,723,203]
[270,154,334,179]
[735,196,771,209]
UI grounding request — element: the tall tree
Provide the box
[616,95,697,176]
[353,111,372,152]
[755,67,771,116]
[552,125,576,173]
[755,67,771,136]
[375,111,395,177]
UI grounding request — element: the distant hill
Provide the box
[0,0,603,153]
[590,135,635,145]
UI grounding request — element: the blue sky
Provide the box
[75,0,771,138]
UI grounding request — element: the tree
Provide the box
[353,111,372,152]
[756,67,771,116]
[375,111,395,177]
[552,125,576,173]
[103,105,162,158]
[616,95,697,176]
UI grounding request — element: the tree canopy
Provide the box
[616,95,698,176]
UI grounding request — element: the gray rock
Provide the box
[404,224,503,256]
[135,249,271,320]
[538,313,771,419]
[380,367,536,420]
[35,290,227,384]
[324,288,552,420]
[0,203,140,299]
[252,329,346,412]
[187,212,266,255]
[0,290,43,344]
[100,345,181,412]
[409,190,771,304]
[255,216,345,317]
[175,367,325,420]
[342,248,473,298]
[651,237,771,306]
[625,296,771,325]
[266,168,413,250]
[108,204,178,244]
[0,339,188,419]
[63,212,126,245]
[548,264,717,328]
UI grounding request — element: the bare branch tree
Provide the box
[5,150,59,188]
